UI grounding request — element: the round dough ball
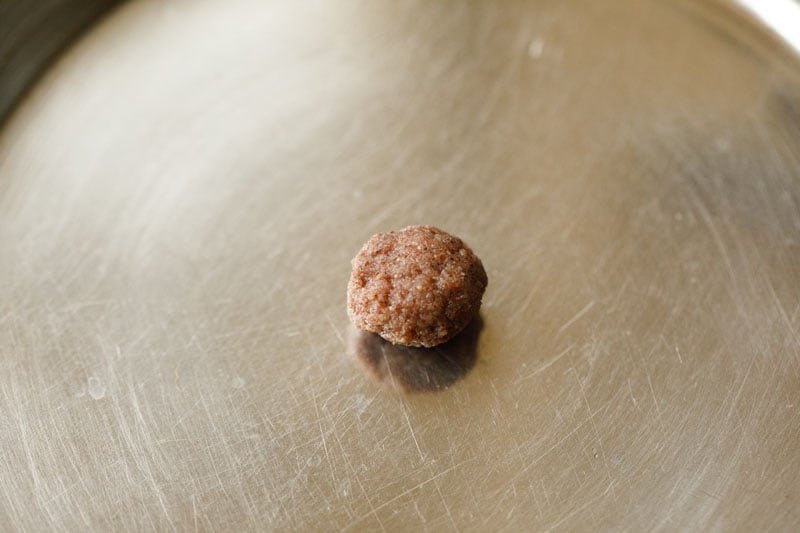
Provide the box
[347,225,487,347]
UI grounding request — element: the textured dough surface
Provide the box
[347,225,487,347]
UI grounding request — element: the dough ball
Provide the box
[347,225,487,347]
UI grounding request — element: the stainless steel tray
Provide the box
[1,0,799,530]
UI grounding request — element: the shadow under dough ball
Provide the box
[347,225,487,347]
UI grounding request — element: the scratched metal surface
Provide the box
[1,0,800,530]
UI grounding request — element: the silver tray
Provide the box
[1,0,799,530]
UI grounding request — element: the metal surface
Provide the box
[0,0,122,123]
[1,0,800,530]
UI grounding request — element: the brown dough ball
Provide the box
[347,225,487,347]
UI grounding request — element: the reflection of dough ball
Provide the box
[347,225,487,347]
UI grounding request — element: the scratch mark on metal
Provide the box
[309,380,334,484]
[532,482,544,520]
[413,501,426,523]
[627,378,639,409]
[192,494,198,533]
[544,481,615,532]
[646,370,662,421]
[329,425,386,532]
[516,343,575,383]
[325,312,344,347]
[558,301,595,333]
[686,186,738,287]
[433,477,458,531]
[401,401,424,463]
[571,367,616,501]
[344,459,476,530]
[382,345,424,462]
